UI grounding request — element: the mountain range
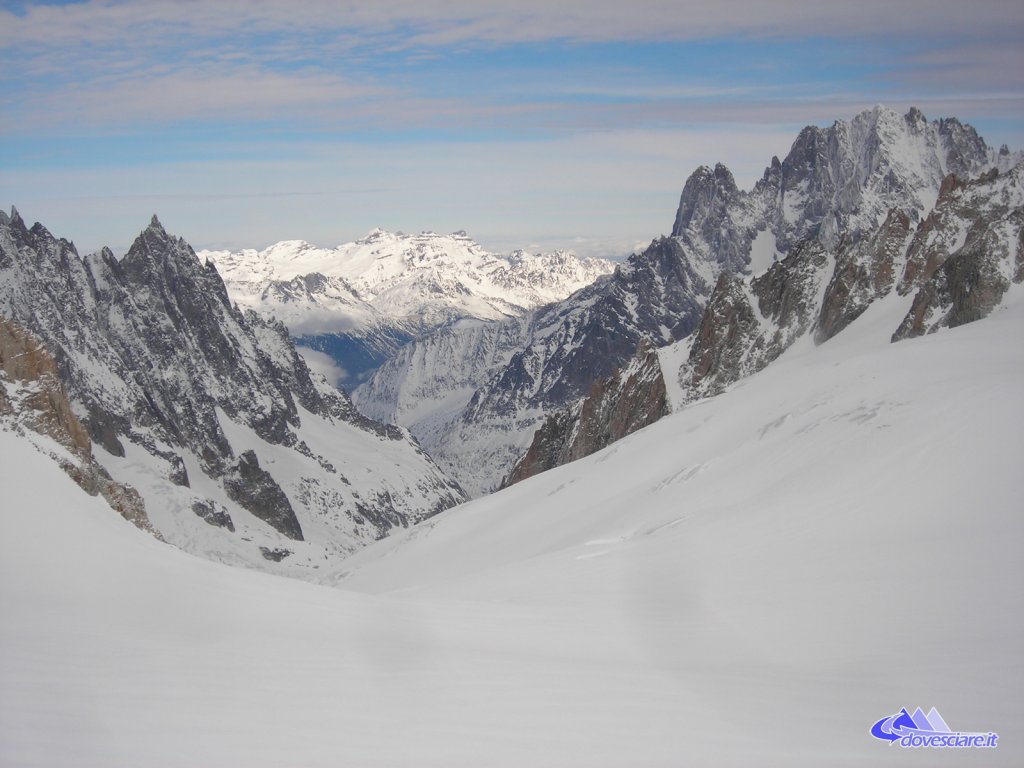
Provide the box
[4,233,1021,766]
[2,105,1022,764]
[352,106,1023,495]
[0,211,465,577]
[0,104,1020,570]
[201,230,614,388]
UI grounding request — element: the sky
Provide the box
[1,1,1022,259]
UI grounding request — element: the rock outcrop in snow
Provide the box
[0,317,155,534]
[892,167,1024,339]
[503,341,668,487]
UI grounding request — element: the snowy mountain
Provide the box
[201,229,615,388]
[673,162,1024,405]
[354,107,1021,495]
[4,281,1021,767]
[0,209,465,577]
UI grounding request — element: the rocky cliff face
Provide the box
[893,166,1024,339]
[683,239,833,399]
[0,318,155,534]
[0,318,90,455]
[504,341,668,487]
[816,209,911,342]
[0,209,465,578]
[674,162,1023,405]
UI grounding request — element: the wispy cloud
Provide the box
[4,67,390,131]
[4,1,1020,48]
[2,0,1021,138]
[1,1,1021,259]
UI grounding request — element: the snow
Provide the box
[656,334,693,409]
[747,227,779,276]
[295,346,348,387]
[201,230,616,336]
[3,288,1022,766]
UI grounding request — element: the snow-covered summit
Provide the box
[671,105,1021,275]
[202,229,615,329]
[201,229,615,389]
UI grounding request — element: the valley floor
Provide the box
[2,293,1022,767]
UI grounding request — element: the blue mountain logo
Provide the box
[870,707,998,749]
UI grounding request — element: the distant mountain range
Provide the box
[200,230,614,388]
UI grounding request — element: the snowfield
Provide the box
[2,293,1022,766]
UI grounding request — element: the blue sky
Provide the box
[1,1,1022,258]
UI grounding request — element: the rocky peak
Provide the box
[7,206,24,229]
[905,106,928,133]
[936,118,989,176]
[756,156,784,194]
[672,163,741,237]
[781,124,828,180]
[0,210,466,573]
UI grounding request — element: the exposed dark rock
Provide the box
[168,454,190,487]
[223,450,303,541]
[672,163,752,273]
[0,318,157,537]
[505,341,668,486]
[817,209,910,342]
[192,499,235,532]
[0,319,90,455]
[893,247,1009,340]
[504,410,578,487]
[893,165,1023,340]
[686,274,761,392]
[684,238,831,399]
[259,546,292,562]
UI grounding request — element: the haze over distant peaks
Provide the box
[201,229,616,388]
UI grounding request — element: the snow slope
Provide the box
[2,292,1021,767]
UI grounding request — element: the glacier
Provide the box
[2,285,1021,767]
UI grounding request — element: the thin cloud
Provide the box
[2,1,1021,138]
[3,1,1021,48]
[10,67,390,129]
[2,1,1021,265]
